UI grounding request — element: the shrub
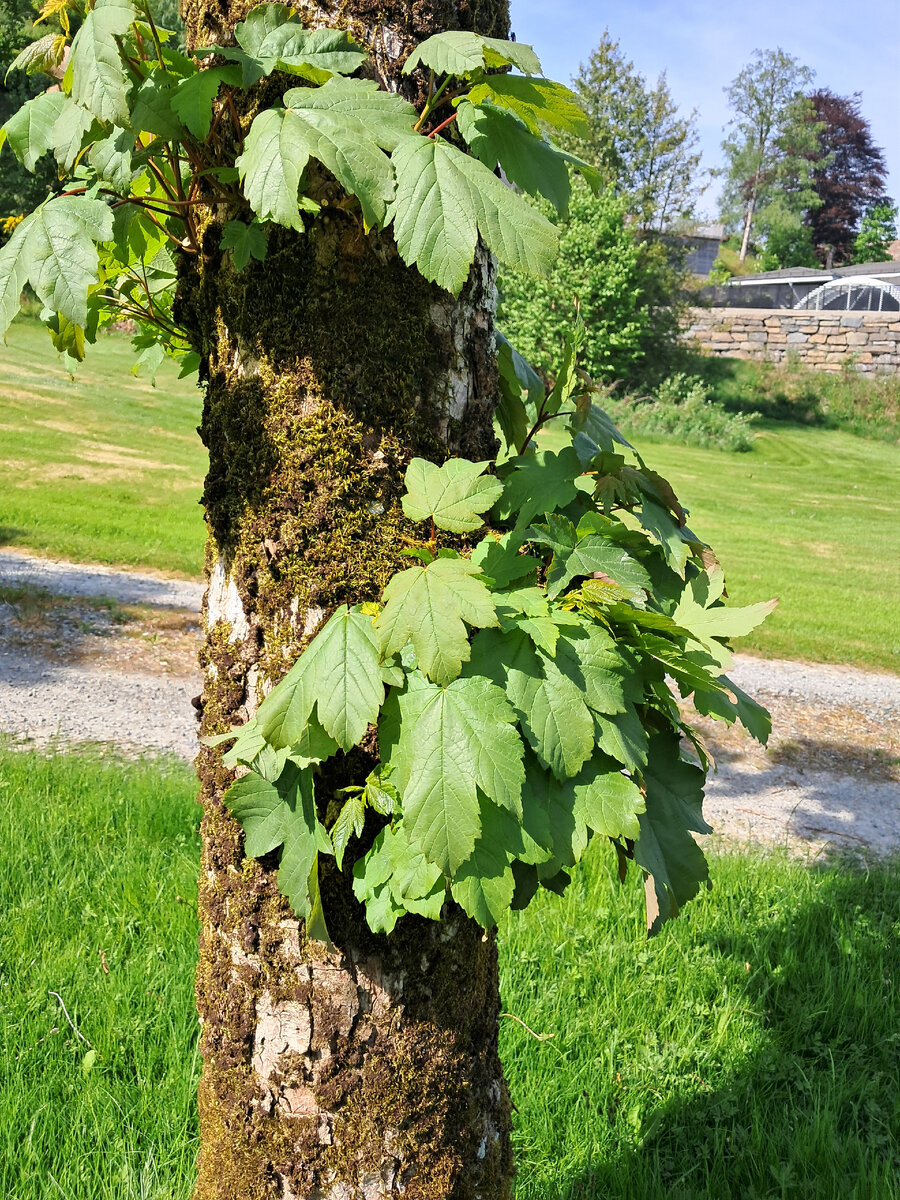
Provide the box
[603,373,759,452]
[498,182,686,390]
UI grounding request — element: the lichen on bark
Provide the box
[179,2,516,1195]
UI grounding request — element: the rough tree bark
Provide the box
[176,1,516,1196]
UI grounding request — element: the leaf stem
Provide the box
[428,112,457,140]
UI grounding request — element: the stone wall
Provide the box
[684,307,900,374]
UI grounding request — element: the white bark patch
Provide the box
[253,991,312,1084]
[206,560,250,643]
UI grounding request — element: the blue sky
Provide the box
[508,0,900,221]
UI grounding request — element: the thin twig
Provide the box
[48,991,92,1047]
[499,1012,554,1041]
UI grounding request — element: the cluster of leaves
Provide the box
[0,0,602,367]
[212,332,775,942]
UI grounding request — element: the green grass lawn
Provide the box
[2,747,898,1199]
[0,320,206,576]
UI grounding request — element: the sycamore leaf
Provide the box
[51,101,99,171]
[388,135,557,295]
[594,706,648,770]
[255,605,383,750]
[494,447,582,529]
[69,0,136,125]
[466,75,588,137]
[639,498,689,577]
[18,197,113,329]
[450,796,519,926]
[0,214,35,338]
[673,576,777,647]
[234,6,366,83]
[130,71,185,141]
[693,675,772,745]
[470,531,540,590]
[402,457,502,533]
[634,730,711,933]
[0,92,67,170]
[220,219,268,270]
[528,513,651,600]
[570,759,645,841]
[375,556,497,686]
[518,746,588,870]
[457,100,569,212]
[389,672,525,873]
[171,65,242,140]
[403,30,542,78]
[282,76,417,152]
[352,825,444,933]
[236,108,310,230]
[88,126,135,191]
[331,790,366,870]
[6,32,67,78]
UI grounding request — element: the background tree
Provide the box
[806,89,891,266]
[0,0,56,215]
[498,182,685,387]
[853,202,898,263]
[568,31,703,231]
[719,47,819,264]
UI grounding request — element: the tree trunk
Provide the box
[176,2,516,1197]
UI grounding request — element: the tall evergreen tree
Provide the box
[568,31,703,231]
[806,89,891,266]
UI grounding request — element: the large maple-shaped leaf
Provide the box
[234,5,366,83]
[466,75,588,137]
[456,100,600,213]
[633,730,711,933]
[389,673,525,873]
[375,556,497,685]
[450,796,520,927]
[51,101,98,171]
[256,605,383,750]
[236,108,311,230]
[282,77,417,151]
[88,126,135,191]
[18,197,113,328]
[570,757,645,841]
[224,761,332,939]
[403,30,542,78]
[69,0,135,125]
[402,457,503,533]
[528,513,651,599]
[0,214,35,340]
[493,447,583,529]
[172,65,242,140]
[0,92,67,171]
[388,135,557,294]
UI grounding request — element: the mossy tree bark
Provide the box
[176,1,516,1196]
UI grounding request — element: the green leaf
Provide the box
[352,825,444,933]
[255,605,383,750]
[331,790,366,870]
[457,100,599,214]
[171,65,242,140]
[450,796,519,927]
[88,126,135,191]
[518,746,588,869]
[50,101,99,171]
[528,513,651,600]
[639,499,689,577]
[225,763,295,857]
[388,135,557,295]
[570,760,645,841]
[470,531,539,589]
[593,706,648,770]
[6,32,67,78]
[375,556,497,686]
[236,108,310,231]
[220,219,268,270]
[235,6,366,83]
[69,0,136,125]
[402,457,502,533]
[389,673,526,873]
[466,75,588,137]
[0,91,67,171]
[130,71,185,141]
[673,575,777,649]
[282,77,417,152]
[403,31,542,78]
[693,675,771,745]
[494,447,582,529]
[633,730,711,933]
[19,197,114,329]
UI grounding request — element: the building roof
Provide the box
[832,259,900,279]
[730,266,831,283]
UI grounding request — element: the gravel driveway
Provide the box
[1,552,897,858]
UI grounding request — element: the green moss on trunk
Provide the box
[179,2,515,1195]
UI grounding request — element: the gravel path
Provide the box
[1,554,897,857]
[0,548,205,610]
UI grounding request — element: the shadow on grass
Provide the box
[534,859,900,1200]
[0,526,26,546]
